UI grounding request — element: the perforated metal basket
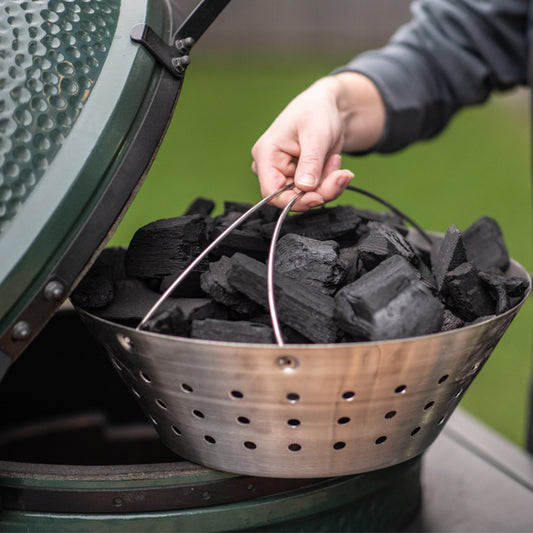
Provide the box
[79,190,531,478]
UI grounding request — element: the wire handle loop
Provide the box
[267,192,304,346]
[137,183,295,330]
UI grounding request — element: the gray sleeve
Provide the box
[335,0,529,153]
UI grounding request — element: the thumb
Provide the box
[294,141,328,191]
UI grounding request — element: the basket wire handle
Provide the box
[137,183,295,330]
[267,192,304,346]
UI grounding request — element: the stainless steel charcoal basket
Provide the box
[79,188,531,478]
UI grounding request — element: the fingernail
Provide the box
[337,171,354,187]
[297,174,316,187]
[307,199,323,208]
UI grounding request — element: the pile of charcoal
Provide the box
[72,198,528,344]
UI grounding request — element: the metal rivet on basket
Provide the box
[202,491,212,501]
[247,483,256,492]
[117,334,134,351]
[113,497,123,508]
[277,355,299,371]
[43,280,65,301]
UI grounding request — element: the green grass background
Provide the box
[110,53,533,447]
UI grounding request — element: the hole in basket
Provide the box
[471,362,480,372]
[424,401,435,411]
[111,358,123,372]
[454,388,463,399]
[231,390,244,399]
[288,443,302,452]
[385,410,397,419]
[204,435,216,444]
[193,410,205,419]
[244,441,257,450]
[337,417,350,425]
[149,415,158,426]
[438,374,449,384]
[156,399,167,410]
[411,427,421,436]
[286,393,300,402]
[131,387,141,399]
[342,391,355,401]
[237,416,250,424]
[438,416,447,426]
[181,383,193,393]
[395,385,407,394]
[140,371,151,383]
[287,419,301,427]
[375,436,387,445]
[171,425,182,436]
[333,441,346,450]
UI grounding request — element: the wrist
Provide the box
[328,72,386,153]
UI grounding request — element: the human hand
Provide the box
[251,72,385,211]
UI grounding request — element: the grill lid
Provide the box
[0,0,231,377]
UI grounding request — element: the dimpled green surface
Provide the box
[0,0,119,234]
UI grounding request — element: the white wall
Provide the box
[176,0,413,52]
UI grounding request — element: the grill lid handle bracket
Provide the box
[130,0,232,78]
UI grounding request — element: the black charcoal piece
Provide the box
[159,270,206,298]
[262,205,362,242]
[210,211,270,261]
[200,256,259,315]
[274,234,345,295]
[357,222,420,271]
[166,298,228,321]
[431,225,468,290]
[191,319,275,344]
[226,253,338,344]
[248,313,312,344]
[338,246,362,286]
[71,273,114,309]
[184,197,215,216]
[479,272,528,314]
[334,255,444,341]
[441,309,465,332]
[125,215,209,278]
[441,262,495,321]
[92,279,174,326]
[71,247,129,308]
[142,306,191,337]
[463,216,510,273]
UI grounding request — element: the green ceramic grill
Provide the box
[0,0,231,375]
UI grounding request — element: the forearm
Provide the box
[336,0,529,152]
